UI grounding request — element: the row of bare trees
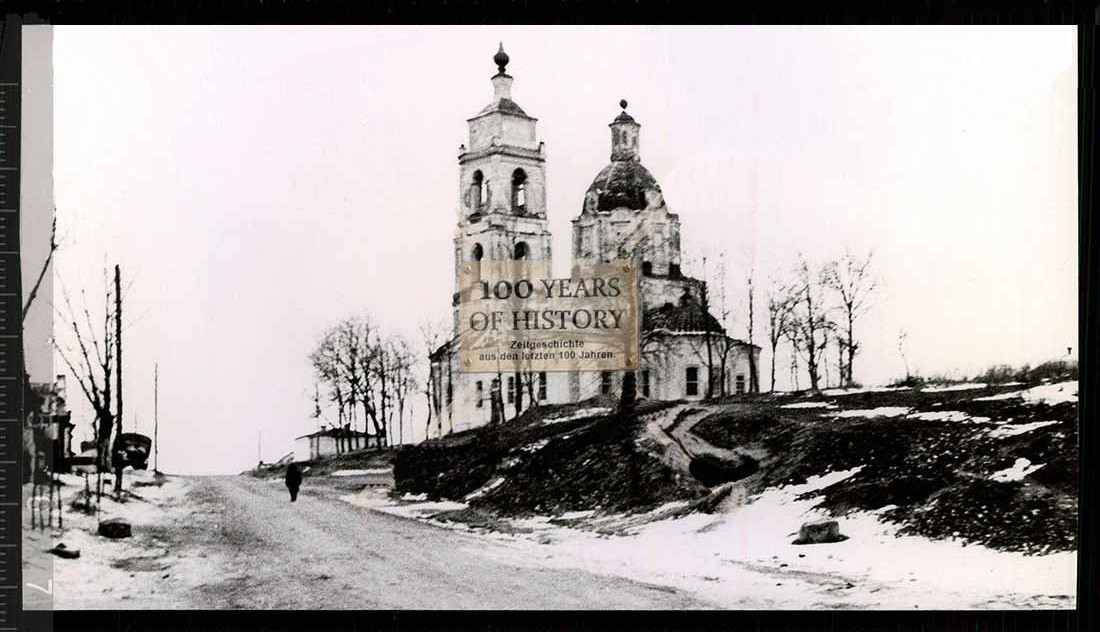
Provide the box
[308,316,418,450]
[766,250,878,393]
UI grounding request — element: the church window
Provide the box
[476,381,484,408]
[642,261,653,276]
[538,372,547,400]
[669,263,682,278]
[735,374,746,395]
[507,376,515,403]
[446,382,453,405]
[512,169,528,213]
[686,366,699,397]
[472,243,484,261]
[513,241,529,260]
[472,170,488,207]
[641,370,650,398]
[600,371,613,395]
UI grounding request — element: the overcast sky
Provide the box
[26,26,1075,474]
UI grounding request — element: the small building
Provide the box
[293,426,378,462]
[24,375,75,479]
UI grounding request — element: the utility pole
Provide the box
[114,264,124,494]
[154,363,159,474]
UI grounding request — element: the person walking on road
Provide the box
[285,462,303,502]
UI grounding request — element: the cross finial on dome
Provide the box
[494,42,510,75]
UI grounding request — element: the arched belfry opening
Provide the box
[472,243,484,261]
[513,241,529,260]
[512,168,528,213]
[472,170,488,210]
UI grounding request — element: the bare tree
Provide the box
[766,280,797,392]
[745,267,759,394]
[823,250,878,387]
[788,256,831,392]
[418,320,447,439]
[897,328,911,383]
[52,272,116,498]
[699,258,716,398]
[22,214,58,323]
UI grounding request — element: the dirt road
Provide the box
[169,475,711,609]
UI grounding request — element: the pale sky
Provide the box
[24,26,1076,474]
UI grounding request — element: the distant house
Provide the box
[293,426,378,462]
[24,375,75,480]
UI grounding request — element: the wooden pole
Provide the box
[154,363,158,473]
[114,264,124,495]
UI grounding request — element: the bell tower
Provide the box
[453,44,552,297]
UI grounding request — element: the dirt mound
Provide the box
[393,401,706,516]
[693,383,1077,554]
[887,479,1075,554]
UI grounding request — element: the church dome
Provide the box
[585,160,661,212]
[583,100,662,213]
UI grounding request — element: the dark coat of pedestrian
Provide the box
[285,462,303,502]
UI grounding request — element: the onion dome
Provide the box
[493,42,510,75]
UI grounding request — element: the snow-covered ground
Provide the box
[367,469,1075,609]
[25,470,224,610]
[974,380,1077,405]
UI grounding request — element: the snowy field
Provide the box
[369,469,1075,609]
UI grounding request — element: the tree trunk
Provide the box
[846,312,856,386]
[617,370,637,420]
[770,341,778,392]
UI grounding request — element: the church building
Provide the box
[429,46,760,434]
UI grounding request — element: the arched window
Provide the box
[472,170,487,208]
[512,169,528,213]
[471,243,484,261]
[513,241,528,260]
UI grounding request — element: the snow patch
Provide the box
[991,458,1045,482]
[988,420,1060,439]
[331,468,391,477]
[831,407,911,419]
[921,383,987,393]
[517,439,550,453]
[544,407,613,424]
[907,410,978,423]
[821,386,911,396]
[464,477,505,500]
[974,381,1077,405]
[781,401,837,409]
